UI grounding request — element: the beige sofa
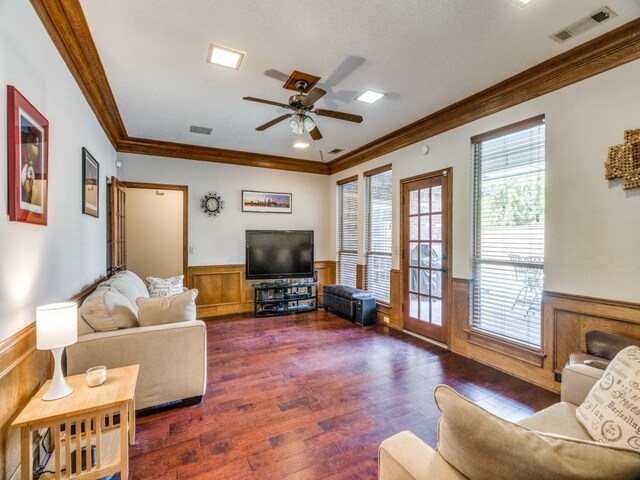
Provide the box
[65,271,207,411]
[379,364,638,479]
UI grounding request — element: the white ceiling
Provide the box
[80,0,640,163]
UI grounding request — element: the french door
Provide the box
[402,169,451,343]
[109,176,127,273]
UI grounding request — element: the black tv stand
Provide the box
[254,281,318,317]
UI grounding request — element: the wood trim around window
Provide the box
[470,114,545,144]
[363,163,392,177]
[464,328,546,367]
[336,175,358,186]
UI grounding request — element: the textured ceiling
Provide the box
[80,0,640,162]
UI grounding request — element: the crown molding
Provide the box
[327,18,640,174]
[31,1,640,176]
[118,137,330,174]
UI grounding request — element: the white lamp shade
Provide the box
[36,302,78,350]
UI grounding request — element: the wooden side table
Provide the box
[12,364,139,480]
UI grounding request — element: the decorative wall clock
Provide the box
[201,191,224,217]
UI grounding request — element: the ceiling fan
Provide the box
[243,78,363,141]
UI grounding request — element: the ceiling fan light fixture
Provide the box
[356,89,386,104]
[303,116,316,132]
[289,114,304,134]
[293,141,310,149]
[207,44,245,70]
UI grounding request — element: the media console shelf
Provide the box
[254,281,318,317]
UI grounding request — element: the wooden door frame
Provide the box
[399,167,453,344]
[123,181,189,279]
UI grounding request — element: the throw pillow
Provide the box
[121,270,150,299]
[136,289,198,327]
[433,384,640,480]
[576,345,640,452]
[146,274,184,298]
[81,289,138,332]
[76,305,95,336]
[109,273,145,308]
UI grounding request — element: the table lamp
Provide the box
[36,302,78,401]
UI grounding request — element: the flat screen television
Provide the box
[245,230,314,280]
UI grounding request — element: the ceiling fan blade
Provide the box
[243,96,290,109]
[314,109,363,123]
[302,88,327,107]
[256,114,292,131]
[309,125,323,141]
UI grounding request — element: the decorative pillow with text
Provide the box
[576,345,640,452]
[146,274,184,298]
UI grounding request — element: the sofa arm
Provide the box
[560,364,604,406]
[379,431,465,480]
[66,320,207,410]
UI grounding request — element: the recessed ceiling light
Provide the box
[356,90,386,104]
[293,141,310,149]
[507,0,533,7]
[207,44,245,70]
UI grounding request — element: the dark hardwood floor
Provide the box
[127,310,558,479]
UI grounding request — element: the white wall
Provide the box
[0,0,117,342]
[126,188,184,279]
[117,154,332,265]
[330,59,640,304]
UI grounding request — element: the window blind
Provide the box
[364,168,392,302]
[337,178,358,287]
[471,117,545,348]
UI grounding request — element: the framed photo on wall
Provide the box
[7,86,49,225]
[242,190,292,213]
[82,148,99,217]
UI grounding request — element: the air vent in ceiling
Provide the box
[189,125,212,135]
[328,148,344,154]
[550,6,616,43]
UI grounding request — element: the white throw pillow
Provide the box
[81,289,139,332]
[121,270,150,298]
[109,274,144,307]
[576,346,640,452]
[136,289,198,326]
[146,274,184,298]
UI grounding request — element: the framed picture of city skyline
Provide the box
[242,190,292,213]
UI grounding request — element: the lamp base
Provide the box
[42,347,73,401]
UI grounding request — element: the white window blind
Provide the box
[337,178,358,287]
[364,168,392,302]
[471,116,545,348]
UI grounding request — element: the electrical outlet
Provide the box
[383,316,390,323]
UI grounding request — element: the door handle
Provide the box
[436,267,448,273]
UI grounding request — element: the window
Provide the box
[337,177,358,287]
[471,115,545,348]
[364,166,392,302]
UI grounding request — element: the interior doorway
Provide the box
[401,169,452,344]
[123,182,188,279]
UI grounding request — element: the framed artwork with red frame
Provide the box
[7,86,49,225]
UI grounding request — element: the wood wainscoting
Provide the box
[447,279,640,393]
[187,261,336,318]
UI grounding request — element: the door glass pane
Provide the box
[431,186,442,212]
[431,298,442,325]
[431,270,442,298]
[410,293,419,318]
[410,242,419,266]
[410,190,419,215]
[420,188,430,213]
[432,214,442,240]
[420,269,430,295]
[431,243,442,269]
[410,217,419,240]
[420,296,430,321]
[409,268,418,293]
[420,243,430,267]
[420,216,430,240]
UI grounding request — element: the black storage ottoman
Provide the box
[323,284,376,326]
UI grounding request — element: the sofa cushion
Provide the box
[81,289,138,332]
[76,306,95,336]
[121,270,150,298]
[576,346,640,452]
[136,289,198,327]
[146,274,185,298]
[434,384,640,480]
[516,402,591,441]
[109,274,145,308]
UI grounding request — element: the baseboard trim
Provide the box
[402,329,448,350]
